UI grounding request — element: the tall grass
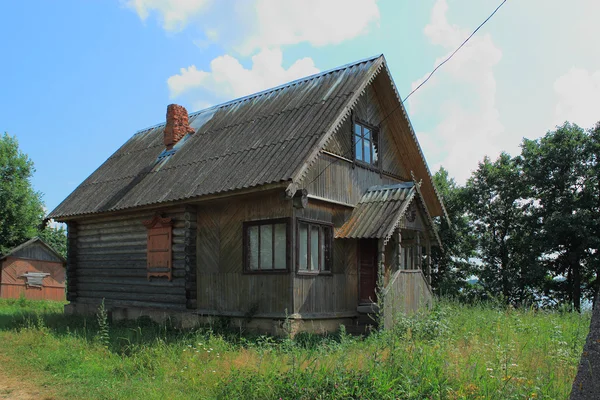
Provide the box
[0,298,589,399]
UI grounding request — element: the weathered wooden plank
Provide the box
[76,268,186,279]
[76,276,185,287]
[78,282,184,295]
[76,296,186,310]
[76,290,186,304]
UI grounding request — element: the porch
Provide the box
[336,182,439,331]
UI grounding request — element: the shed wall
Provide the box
[0,257,65,301]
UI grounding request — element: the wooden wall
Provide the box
[383,270,433,330]
[196,191,293,317]
[293,200,358,316]
[10,242,63,263]
[322,83,408,182]
[69,207,194,310]
[302,153,403,205]
[1,257,65,301]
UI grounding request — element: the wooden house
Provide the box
[48,55,446,333]
[0,237,66,301]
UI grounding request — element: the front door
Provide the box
[358,239,378,303]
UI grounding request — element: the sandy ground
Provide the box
[0,358,55,400]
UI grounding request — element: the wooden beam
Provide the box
[426,237,432,285]
[396,230,402,271]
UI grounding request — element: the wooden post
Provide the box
[378,238,385,289]
[426,237,432,285]
[184,206,198,309]
[396,230,402,271]
[416,232,422,271]
[66,222,78,302]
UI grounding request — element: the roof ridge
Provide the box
[134,54,383,135]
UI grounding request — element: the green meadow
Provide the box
[0,298,589,399]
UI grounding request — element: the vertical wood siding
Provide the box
[383,270,433,330]
[293,201,358,315]
[323,83,408,180]
[302,153,403,205]
[73,208,189,310]
[196,191,293,316]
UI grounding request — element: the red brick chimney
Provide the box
[164,104,194,150]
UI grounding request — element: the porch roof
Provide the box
[335,182,441,247]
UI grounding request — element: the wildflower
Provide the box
[530,393,537,398]
[486,368,493,372]
[511,363,518,367]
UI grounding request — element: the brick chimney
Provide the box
[164,104,195,150]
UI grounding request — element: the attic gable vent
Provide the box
[164,104,194,150]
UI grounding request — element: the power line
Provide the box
[380,0,508,126]
[305,0,508,189]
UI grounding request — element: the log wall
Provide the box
[71,207,191,310]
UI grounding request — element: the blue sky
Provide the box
[1,0,599,215]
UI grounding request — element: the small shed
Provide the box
[0,237,66,301]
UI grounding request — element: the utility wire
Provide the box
[304,0,508,188]
[381,0,508,125]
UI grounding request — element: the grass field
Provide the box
[0,298,589,399]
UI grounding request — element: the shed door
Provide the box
[358,239,378,303]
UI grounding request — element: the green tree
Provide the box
[38,224,67,259]
[521,122,599,311]
[465,153,543,305]
[0,133,44,254]
[431,167,477,298]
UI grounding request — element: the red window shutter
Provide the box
[143,214,173,281]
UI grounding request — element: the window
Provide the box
[297,220,333,273]
[354,121,379,166]
[143,213,173,281]
[244,219,289,272]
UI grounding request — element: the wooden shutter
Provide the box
[143,213,173,281]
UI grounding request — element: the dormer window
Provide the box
[354,121,379,166]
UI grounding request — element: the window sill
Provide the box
[243,270,289,275]
[296,271,333,277]
[354,160,380,172]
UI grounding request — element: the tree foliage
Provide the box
[521,122,600,311]
[0,133,44,254]
[430,167,476,298]
[465,153,543,305]
[38,225,67,259]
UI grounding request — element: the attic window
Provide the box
[143,214,173,281]
[354,121,379,166]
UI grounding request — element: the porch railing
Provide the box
[381,269,433,330]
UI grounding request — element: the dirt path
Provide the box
[0,357,55,400]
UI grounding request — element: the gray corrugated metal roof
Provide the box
[336,183,416,241]
[49,55,384,219]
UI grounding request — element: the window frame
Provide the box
[295,218,334,275]
[242,217,291,274]
[352,118,381,169]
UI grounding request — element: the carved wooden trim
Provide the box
[143,213,173,229]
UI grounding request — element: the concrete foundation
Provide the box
[64,302,358,336]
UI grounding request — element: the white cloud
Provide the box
[553,67,600,129]
[409,0,504,183]
[124,0,211,31]
[237,0,380,54]
[167,65,209,98]
[168,48,319,101]
[125,0,378,54]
